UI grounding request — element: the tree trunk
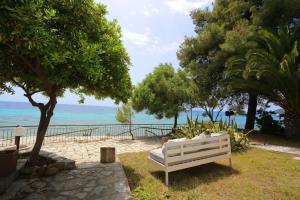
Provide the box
[28,100,57,166]
[245,93,257,131]
[284,111,300,139]
[129,122,133,140]
[173,113,178,129]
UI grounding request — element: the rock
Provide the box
[36,165,47,177]
[83,187,93,192]
[48,162,65,171]
[75,192,87,199]
[101,171,112,176]
[64,160,76,170]
[31,181,47,189]
[32,166,40,176]
[114,182,127,193]
[45,167,59,176]
[24,193,47,200]
[92,186,105,195]
[20,167,34,175]
[20,185,34,193]
[49,196,67,200]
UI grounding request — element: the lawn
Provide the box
[119,148,300,200]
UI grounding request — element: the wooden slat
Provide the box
[166,147,182,155]
[182,140,229,153]
[165,134,229,148]
[167,153,230,172]
[167,146,230,163]
[166,140,229,155]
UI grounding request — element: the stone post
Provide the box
[100,147,115,163]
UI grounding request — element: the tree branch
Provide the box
[11,79,43,108]
[215,107,224,121]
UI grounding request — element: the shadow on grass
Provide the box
[150,162,239,190]
[122,165,144,189]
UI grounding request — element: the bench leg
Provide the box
[229,158,232,168]
[165,171,169,186]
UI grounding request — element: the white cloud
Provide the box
[143,4,160,17]
[166,0,213,16]
[150,41,180,54]
[122,29,149,46]
[122,28,179,54]
[129,10,136,15]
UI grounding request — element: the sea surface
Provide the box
[0,101,247,128]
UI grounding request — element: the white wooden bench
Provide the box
[148,133,232,185]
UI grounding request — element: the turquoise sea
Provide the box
[0,101,247,128]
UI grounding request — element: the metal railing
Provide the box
[0,124,181,147]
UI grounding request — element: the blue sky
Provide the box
[0,0,213,107]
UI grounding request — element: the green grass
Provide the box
[119,148,300,200]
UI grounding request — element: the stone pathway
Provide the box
[251,144,300,160]
[41,138,161,167]
[1,162,131,200]
[1,138,161,200]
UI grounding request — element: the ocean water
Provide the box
[0,101,247,128]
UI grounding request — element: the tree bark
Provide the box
[245,93,257,131]
[173,113,178,129]
[284,111,300,139]
[129,123,133,140]
[28,98,57,166]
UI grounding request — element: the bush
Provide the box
[173,117,250,152]
[173,116,206,139]
[225,128,251,152]
[256,110,284,135]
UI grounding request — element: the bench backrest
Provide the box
[163,134,231,165]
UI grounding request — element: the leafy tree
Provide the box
[177,0,258,129]
[226,25,300,138]
[0,0,131,165]
[177,0,300,130]
[116,101,134,139]
[132,63,192,128]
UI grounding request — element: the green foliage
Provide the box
[226,128,251,152]
[178,0,300,128]
[256,110,284,135]
[226,25,300,138]
[132,63,193,127]
[173,117,250,152]
[177,0,260,122]
[0,0,132,103]
[174,116,204,139]
[251,0,300,27]
[208,122,251,152]
[116,101,134,124]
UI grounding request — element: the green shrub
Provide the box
[173,117,251,152]
[256,110,284,135]
[173,116,204,139]
[225,128,252,152]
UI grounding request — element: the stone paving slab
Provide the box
[0,138,161,200]
[1,161,131,200]
[41,138,161,166]
[251,144,300,155]
[251,144,300,160]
